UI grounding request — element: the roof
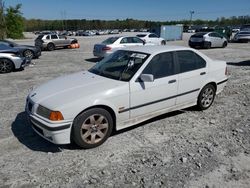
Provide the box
[123,45,192,55]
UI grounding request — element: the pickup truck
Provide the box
[35,34,78,51]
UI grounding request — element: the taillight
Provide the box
[102,46,111,51]
[225,66,228,75]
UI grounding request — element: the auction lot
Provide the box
[0,33,250,187]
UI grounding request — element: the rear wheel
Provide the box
[72,108,113,149]
[23,49,34,59]
[197,84,216,110]
[222,41,227,48]
[47,43,55,51]
[0,58,14,73]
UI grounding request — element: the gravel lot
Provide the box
[0,32,249,188]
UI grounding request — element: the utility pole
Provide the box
[190,11,194,25]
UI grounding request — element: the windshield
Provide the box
[102,37,119,45]
[89,50,149,81]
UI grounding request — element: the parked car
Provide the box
[26,45,228,149]
[136,33,166,45]
[0,52,29,73]
[232,31,250,43]
[0,40,41,59]
[35,34,78,51]
[189,32,228,49]
[93,36,148,58]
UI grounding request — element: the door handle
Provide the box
[168,79,176,84]
[200,72,206,75]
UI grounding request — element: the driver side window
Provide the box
[142,52,174,79]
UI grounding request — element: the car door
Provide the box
[148,33,160,44]
[175,50,207,105]
[50,34,59,46]
[209,33,221,47]
[213,32,224,47]
[129,52,178,118]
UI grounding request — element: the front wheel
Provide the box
[72,108,113,149]
[0,58,14,73]
[206,42,211,49]
[161,40,166,45]
[197,84,216,110]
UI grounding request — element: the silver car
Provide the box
[233,31,250,43]
[0,53,28,73]
[35,34,78,51]
[189,32,228,49]
[93,36,146,58]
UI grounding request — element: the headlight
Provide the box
[37,105,64,121]
[11,53,20,57]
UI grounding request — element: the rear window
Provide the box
[191,32,206,38]
[102,37,119,45]
[36,35,44,40]
[239,32,250,35]
[136,34,147,38]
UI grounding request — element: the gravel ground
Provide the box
[0,33,249,188]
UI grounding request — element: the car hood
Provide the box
[16,45,37,49]
[29,71,125,109]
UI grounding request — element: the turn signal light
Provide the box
[49,111,64,121]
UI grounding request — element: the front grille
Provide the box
[32,123,44,136]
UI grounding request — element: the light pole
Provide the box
[190,11,194,26]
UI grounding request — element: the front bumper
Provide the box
[25,100,72,145]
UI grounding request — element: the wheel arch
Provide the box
[73,104,117,132]
[201,82,217,93]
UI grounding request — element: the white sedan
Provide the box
[93,36,147,58]
[26,45,228,149]
[136,33,166,45]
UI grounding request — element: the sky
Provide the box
[4,0,250,21]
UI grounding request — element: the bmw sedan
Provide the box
[93,36,147,58]
[26,45,228,149]
[0,40,41,59]
[189,32,228,49]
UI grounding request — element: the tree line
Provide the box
[24,16,250,32]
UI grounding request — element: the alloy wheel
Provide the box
[80,114,109,144]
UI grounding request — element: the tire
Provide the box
[197,84,216,110]
[47,43,55,51]
[222,41,227,48]
[206,42,211,49]
[0,58,14,73]
[161,40,166,45]
[23,49,34,59]
[72,108,113,149]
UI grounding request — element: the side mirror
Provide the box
[139,74,154,82]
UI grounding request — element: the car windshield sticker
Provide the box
[130,53,147,59]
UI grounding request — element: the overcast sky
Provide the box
[5,0,250,21]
